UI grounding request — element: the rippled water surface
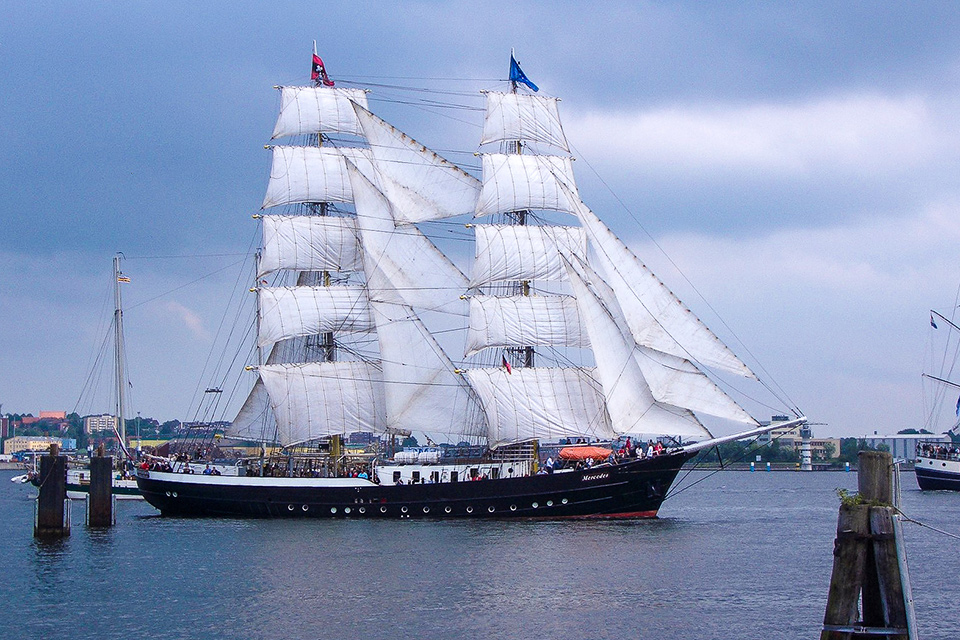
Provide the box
[2,469,957,639]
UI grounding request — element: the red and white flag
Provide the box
[501,354,512,375]
[311,42,335,87]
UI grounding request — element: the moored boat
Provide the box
[915,440,960,491]
[918,308,960,490]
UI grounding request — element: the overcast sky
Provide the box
[5,2,960,437]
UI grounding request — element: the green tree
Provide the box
[159,420,181,436]
[821,441,837,460]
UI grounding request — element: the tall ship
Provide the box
[916,309,960,490]
[136,51,805,518]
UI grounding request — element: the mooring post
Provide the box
[858,450,893,504]
[88,447,114,527]
[34,442,69,538]
[820,503,870,638]
[820,450,915,640]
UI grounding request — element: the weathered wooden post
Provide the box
[34,442,70,538]
[88,443,113,527]
[820,450,917,639]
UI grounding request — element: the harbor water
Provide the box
[2,468,958,640]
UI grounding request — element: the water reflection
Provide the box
[3,470,959,640]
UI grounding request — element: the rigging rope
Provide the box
[895,507,960,541]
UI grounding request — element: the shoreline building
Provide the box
[3,435,76,455]
[84,414,118,435]
[756,416,840,462]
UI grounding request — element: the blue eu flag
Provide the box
[509,54,539,92]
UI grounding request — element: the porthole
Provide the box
[488,506,496,513]
[330,507,337,514]
[546,500,554,507]
[165,491,171,497]
[532,502,539,509]
[380,506,387,513]
[359,507,366,514]
[510,505,517,511]
[344,507,351,514]
[172,492,178,498]
[401,506,409,513]
[423,506,430,514]
[444,506,452,513]
[466,506,474,513]
[302,505,309,512]
[561,498,568,505]
[288,505,295,511]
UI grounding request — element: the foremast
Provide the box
[229,51,488,449]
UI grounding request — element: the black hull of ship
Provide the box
[915,462,960,491]
[136,451,695,519]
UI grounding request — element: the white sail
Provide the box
[475,154,579,218]
[347,161,468,315]
[271,86,369,139]
[226,379,275,441]
[565,185,755,378]
[464,367,617,448]
[352,104,481,224]
[259,214,361,278]
[257,286,374,348]
[470,224,586,286]
[633,346,757,425]
[480,91,569,151]
[261,146,373,209]
[565,255,755,429]
[562,256,710,439]
[369,301,485,437]
[465,294,588,356]
[258,362,385,444]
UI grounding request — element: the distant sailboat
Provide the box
[136,51,805,518]
[41,255,142,499]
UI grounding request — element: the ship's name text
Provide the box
[581,472,610,482]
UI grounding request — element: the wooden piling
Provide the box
[87,455,114,527]
[820,451,915,639]
[858,450,893,504]
[821,504,870,634]
[34,443,69,538]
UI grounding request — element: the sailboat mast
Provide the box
[113,254,127,454]
[509,52,534,368]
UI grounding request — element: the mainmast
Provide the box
[113,253,127,454]
[507,50,535,369]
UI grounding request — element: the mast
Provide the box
[508,49,534,369]
[113,253,127,455]
[313,39,336,364]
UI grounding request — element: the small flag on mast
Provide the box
[311,41,335,87]
[931,313,938,329]
[117,275,131,283]
[509,51,539,92]
[955,394,959,417]
[501,353,513,375]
